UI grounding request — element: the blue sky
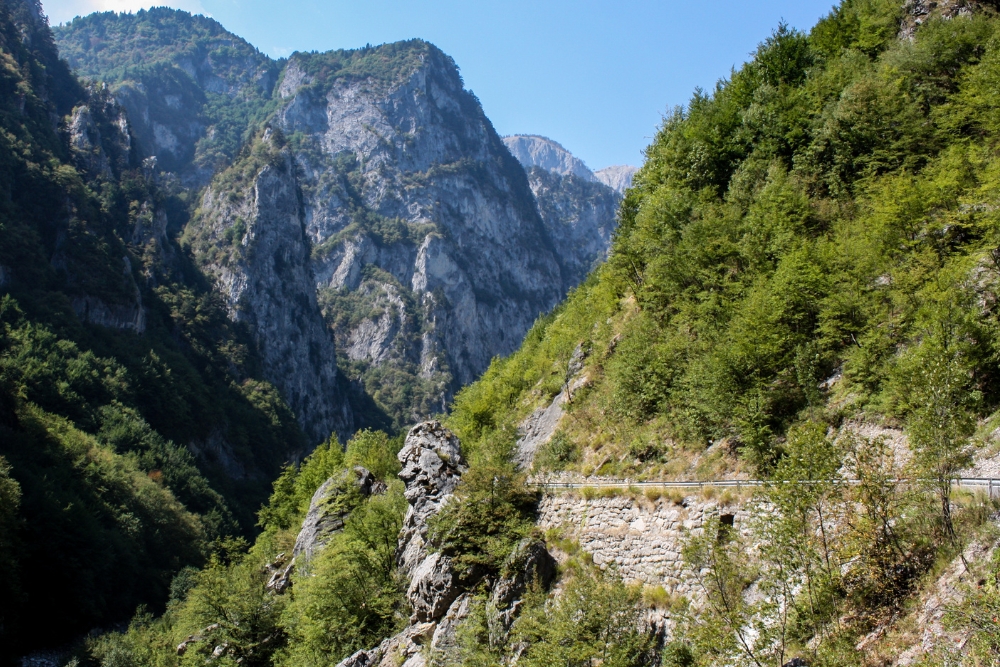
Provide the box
[44,0,839,170]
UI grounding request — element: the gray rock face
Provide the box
[58,19,620,430]
[71,291,145,333]
[335,622,436,667]
[594,165,638,194]
[190,134,352,442]
[396,421,466,578]
[277,45,566,424]
[69,102,122,180]
[490,539,556,634]
[502,134,596,181]
[515,345,588,469]
[63,88,152,333]
[524,166,620,290]
[503,135,627,290]
[515,388,569,470]
[430,593,472,659]
[293,466,376,564]
[900,0,980,40]
[393,421,471,624]
[406,551,462,623]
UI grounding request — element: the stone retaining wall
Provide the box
[536,492,751,600]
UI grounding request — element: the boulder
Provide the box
[430,593,473,660]
[335,623,436,667]
[407,551,462,623]
[264,552,295,593]
[489,538,556,634]
[293,466,376,564]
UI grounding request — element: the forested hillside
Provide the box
[53,8,280,180]
[439,0,1000,662]
[0,0,309,656]
[453,0,1000,478]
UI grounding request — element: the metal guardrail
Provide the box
[531,477,1000,497]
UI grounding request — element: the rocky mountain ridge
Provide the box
[502,134,637,192]
[54,15,622,433]
[503,134,628,289]
[273,42,566,427]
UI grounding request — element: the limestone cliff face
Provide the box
[56,16,611,430]
[276,42,565,425]
[503,135,624,290]
[522,166,620,290]
[187,133,352,442]
[503,133,595,180]
[594,164,638,193]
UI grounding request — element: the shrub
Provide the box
[427,462,537,580]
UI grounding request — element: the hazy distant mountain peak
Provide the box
[503,135,636,193]
[594,165,637,193]
[503,134,596,181]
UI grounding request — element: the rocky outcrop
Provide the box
[337,622,437,667]
[68,90,133,180]
[490,538,556,633]
[396,421,466,589]
[274,44,566,425]
[71,291,146,333]
[516,386,570,470]
[515,344,589,469]
[337,422,556,667]
[293,466,377,564]
[429,592,473,660]
[190,133,352,442]
[334,422,467,667]
[899,0,982,40]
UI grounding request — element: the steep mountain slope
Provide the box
[0,0,312,656]
[594,164,637,193]
[503,133,595,180]
[54,14,589,430]
[183,130,353,443]
[503,135,623,290]
[440,0,1000,662]
[272,43,565,427]
[54,9,279,182]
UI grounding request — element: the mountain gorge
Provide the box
[12,0,1000,665]
[0,1,625,658]
[53,12,623,430]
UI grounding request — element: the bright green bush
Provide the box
[427,460,537,580]
[279,483,407,666]
[512,571,654,667]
